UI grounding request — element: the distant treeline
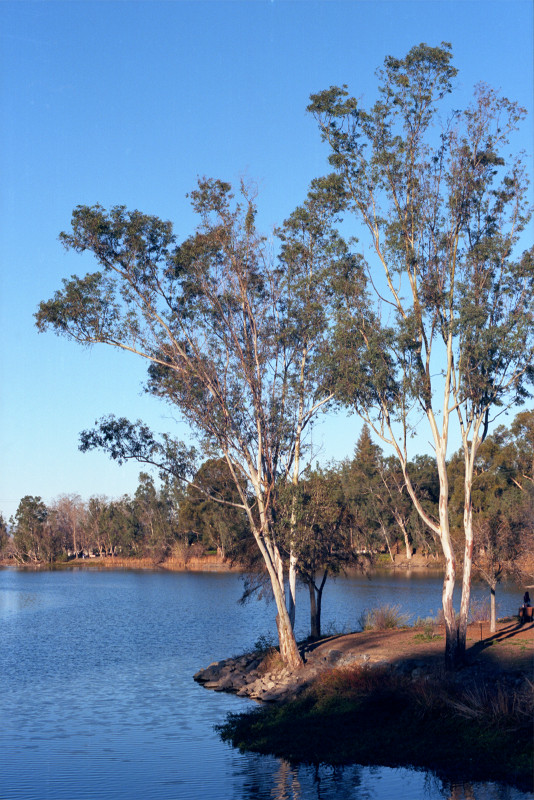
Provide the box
[2,411,533,583]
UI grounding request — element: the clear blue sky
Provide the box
[1,1,533,520]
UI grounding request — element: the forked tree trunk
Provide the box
[308,580,319,639]
[234,468,303,670]
[251,525,302,668]
[307,571,328,640]
[270,561,302,668]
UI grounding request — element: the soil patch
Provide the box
[305,618,534,677]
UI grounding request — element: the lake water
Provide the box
[0,567,528,800]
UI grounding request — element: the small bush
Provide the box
[469,598,490,623]
[252,634,286,674]
[253,634,275,655]
[412,617,441,641]
[357,604,409,631]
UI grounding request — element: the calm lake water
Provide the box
[0,567,528,800]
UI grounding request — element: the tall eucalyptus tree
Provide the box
[36,178,357,667]
[309,43,533,666]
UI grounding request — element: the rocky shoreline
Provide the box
[194,638,429,703]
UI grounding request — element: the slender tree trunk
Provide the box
[457,442,477,661]
[435,447,459,670]
[458,502,474,657]
[268,548,302,667]
[395,514,412,560]
[490,581,497,633]
[250,514,302,668]
[275,604,302,668]
[308,579,319,639]
[286,350,307,631]
[288,550,298,628]
[381,524,395,563]
[315,570,328,639]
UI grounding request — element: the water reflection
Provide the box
[233,760,527,800]
[0,588,39,616]
[442,783,523,800]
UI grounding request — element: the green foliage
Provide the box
[309,43,533,427]
[13,496,61,563]
[279,467,347,572]
[448,412,534,585]
[33,44,533,670]
[177,459,249,558]
[0,513,8,556]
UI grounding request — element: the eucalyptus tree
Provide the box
[309,43,533,666]
[84,496,108,556]
[12,496,59,563]
[36,179,355,667]
[50,493,86,557]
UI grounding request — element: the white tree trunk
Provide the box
[459,493,474,655]
[435,446,459,669]
[381,524,395,563]
[395,514,412,560]
[490,582,497,633]
[288,550,298,628]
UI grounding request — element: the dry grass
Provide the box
[358,604,410,631]
[257,647,286,675]
[447,679,534,724]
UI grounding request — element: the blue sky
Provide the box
[1,1,533,520]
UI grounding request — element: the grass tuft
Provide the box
[357,604,410,631]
